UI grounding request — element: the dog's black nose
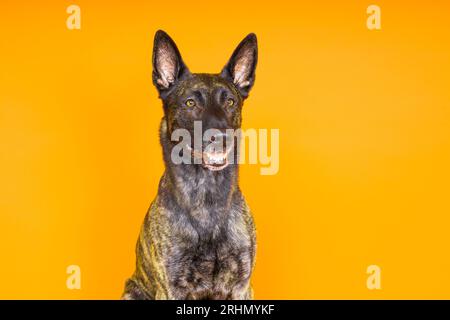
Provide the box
[210,131,229,142]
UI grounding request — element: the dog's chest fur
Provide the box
[123,159,256,300]
[155,168,255,299]
[166,216,254,299]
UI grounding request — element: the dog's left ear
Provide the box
[221,33,258,98]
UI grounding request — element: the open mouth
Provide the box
[186,145,232,171]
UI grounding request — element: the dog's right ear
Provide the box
[152,30,190,96]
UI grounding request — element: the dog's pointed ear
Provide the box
[221,33,258,98]
[152,30,190,96]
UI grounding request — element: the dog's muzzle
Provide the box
[186,144,234,171]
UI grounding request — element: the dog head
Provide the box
[152,30,257,171]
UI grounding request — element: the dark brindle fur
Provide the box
[122,30,258,300]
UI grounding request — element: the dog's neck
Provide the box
[158,119,239,217]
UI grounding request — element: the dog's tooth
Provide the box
[202,151,228,165]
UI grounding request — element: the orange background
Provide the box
[1,0,450,299]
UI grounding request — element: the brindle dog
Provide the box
[122,30,257,300]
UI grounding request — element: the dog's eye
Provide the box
[185,99,196,107]
[226,98,235,107]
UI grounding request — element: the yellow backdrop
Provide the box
[1,0,450,299]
